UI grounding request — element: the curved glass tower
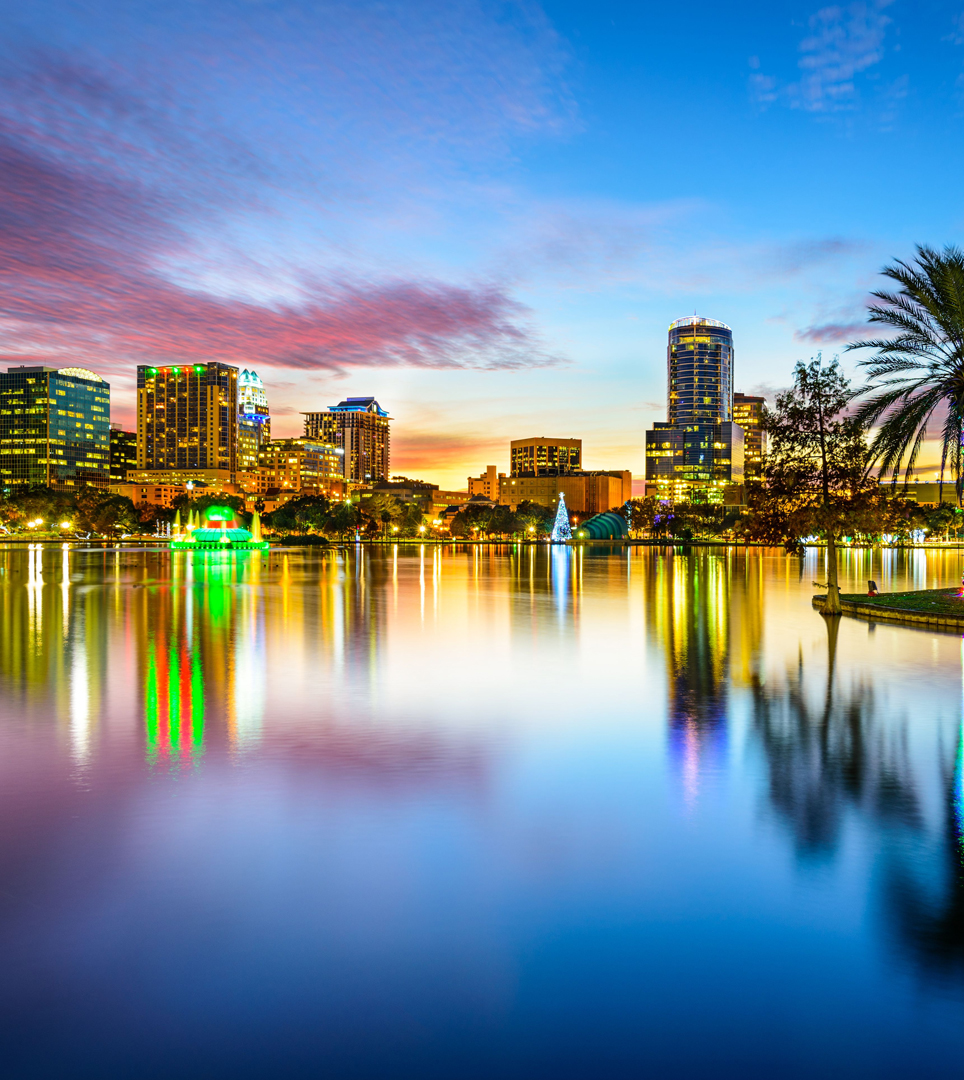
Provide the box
[645,316,743,502]
[667,316,733,427]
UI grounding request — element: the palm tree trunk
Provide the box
[824,528,842,614]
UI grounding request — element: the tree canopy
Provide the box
[850,245,964,500]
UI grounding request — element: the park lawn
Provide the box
[840,587,964,615]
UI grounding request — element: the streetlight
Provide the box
[60,521,71,530]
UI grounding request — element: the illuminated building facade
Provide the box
[242,438,345,498]
[645,317,743,502]
[0,366,110,491]
[136,363,238,481]
[510,438,581,477]
[303,397,390,483]
[732,393,766,480]
[109,425,137,484]
[237,369,271,474]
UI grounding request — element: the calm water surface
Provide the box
[0,542,962,1078]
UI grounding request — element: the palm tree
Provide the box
[849,244,964,502]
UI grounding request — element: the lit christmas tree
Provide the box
[550,493,572,542]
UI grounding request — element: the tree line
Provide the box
[0,485,563,540]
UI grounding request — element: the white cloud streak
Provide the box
[751,1,895,113]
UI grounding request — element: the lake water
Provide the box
[0,542,962,1078]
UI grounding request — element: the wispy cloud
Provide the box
[794,320,869,343]
[0,47,558,376]
[751,1,895,113]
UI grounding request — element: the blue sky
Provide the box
[0,0,961,486]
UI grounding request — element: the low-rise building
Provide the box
[468,465,505,500]
[499,471,632,516]
[111,476,237,508]
[240,438,345,500]
[878,480,959,507]
[510,437,581,477]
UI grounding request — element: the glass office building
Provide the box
[0,366,111,492]
[667,316,733,427]
[645,318,742,502]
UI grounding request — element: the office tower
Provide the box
[0,366,110,491]
[732,393,766,480]
[510,438,582,477]
[136,363,238,480]
[645,317,743,502]
[237,369,271,473]
[667,316,733,426]
[302,397,390,483]
[109,424,138,484]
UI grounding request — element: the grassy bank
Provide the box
[839,587,964,614]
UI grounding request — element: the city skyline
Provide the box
[2,2,963,487]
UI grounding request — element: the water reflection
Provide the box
[1,542,964,1075]
[752,612,964,976]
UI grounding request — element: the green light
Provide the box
[149,368,157,376]
[191,649,204,757]
[145,645,159,763]
[204,505,236,522]
[168,643,181,755]
[171,367,180,375]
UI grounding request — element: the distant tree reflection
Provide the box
[752,615,964,975]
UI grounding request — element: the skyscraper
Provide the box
[732,393,766,480]
[136,363,238,480]
[302,397,391,483]
[0,366,110,491]
[645,317,743,502]
[237,369,271,474]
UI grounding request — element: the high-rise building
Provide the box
[109,424,138,484]
[237,369,271,474]
[302,397,391,483]
[0,366,110,491]
[732,393,766,480]
[136,363,238,481]
[645,317,743,502]
[510,438,582,477]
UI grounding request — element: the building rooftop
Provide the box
[324,397,390,417]
[669,316,731,332]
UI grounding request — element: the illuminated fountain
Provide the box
[170,506,269,551]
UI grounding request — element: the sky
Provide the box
[1,0,963,488]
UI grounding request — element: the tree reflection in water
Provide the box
[752,614,964,977]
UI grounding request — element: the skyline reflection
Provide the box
[0,542,963,1076]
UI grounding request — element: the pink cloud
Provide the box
[794,321,868,343]
[0,52,554,377]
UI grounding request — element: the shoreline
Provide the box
[813,587,964,631]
